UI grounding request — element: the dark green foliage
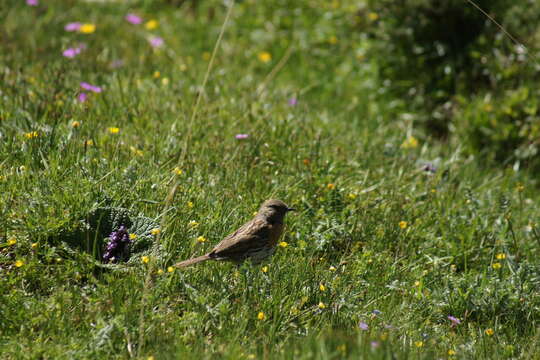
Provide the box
[366,0,540,167]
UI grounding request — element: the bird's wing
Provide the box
[210,218,270,259]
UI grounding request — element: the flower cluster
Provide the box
[103,225,132,263]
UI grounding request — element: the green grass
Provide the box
[1,0,540,359]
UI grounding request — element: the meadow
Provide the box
[1,0,540,359]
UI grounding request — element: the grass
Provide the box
[1,0,540,359]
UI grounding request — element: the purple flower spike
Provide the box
[78,92,88,103]
[103,225,132,263]
[125,13,143,25]
[65,22,82,32]
[235,134,249,140]
[80,82,102,93]
[148,36,164,48]
[288,97,298,106]
[359,322,369,331]
[27,0,38,6]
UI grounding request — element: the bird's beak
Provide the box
[287,207,296,212]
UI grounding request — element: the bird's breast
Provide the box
[268,222,284,246]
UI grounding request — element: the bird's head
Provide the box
[258,199,295,222]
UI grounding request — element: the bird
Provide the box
[174,199,295,268]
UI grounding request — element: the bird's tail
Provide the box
[174,254,211,268]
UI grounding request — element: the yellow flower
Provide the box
[399,221,408,229]
[188,220,199,228]
[318,302,326,309]
[147,356,155,360]
[347,193,357,200]
[319,283,326,291]
[492,262,502,269]
[150,228,161,236]
[161,77,170,86]
[516,183,524,192]
[278,241,288,248]
[167,266,174,273]
[258,51,272,63]
[329,265,337,271]
[368,12,379,21]
[24,131,39,139]
[401,136,419,149]
[15,260,24,268]
[7,238,16,246]
[496,253,506,260]
[173,167,183,175]
[31,242,38,249]
[141,256,150,264]
[414,280,421,287]
[414,341,424,348]
[261,266,268,273]
[328,36,338,45]
[257,311,266,320]
[129,234,137,240]
[79,24,96,34]
[187,201,194,208]
[108,127,120,134]
[485,328,494,336]
[85,139,94,146]
[153,70,160,78]
[326,183,335,190]
[196,236,207,243]
[157,269,164,275]
[145,20,158,30]
[71,121,81,128]
[448,349,456,356]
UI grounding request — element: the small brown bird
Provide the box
[174,199,295,268]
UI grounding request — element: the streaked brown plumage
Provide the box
[174,199,295,268]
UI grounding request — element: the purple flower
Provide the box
[372,309,382,316]
[235,134,249,140]
[78,92,88,103]
[63,45,85,58]
[359,322,369,331]
[80,82,102,93]
[288,97,298,106]
[370,341,380,349]
[27,0,38,6]
[422,162,437,174]
[125,13,143,25]
[448,315,461,327]
[148,36,164,48]
[103,225,132,263]
[65,22,82,32]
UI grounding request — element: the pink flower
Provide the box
[80,82,102,93]
[62,45,85,58]
[27,0,38,6]
[148,36,164,48]
[288,97,298,106]
[235,134,249,140]
[65,22,82,32]
[78,93,88,103]
[125,13,143,25]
